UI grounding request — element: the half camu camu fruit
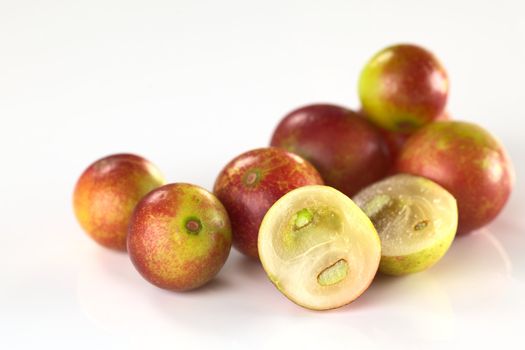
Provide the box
[258,185,381,311]
[353,174,458,276]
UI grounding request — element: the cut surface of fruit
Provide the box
[258,185,381,310]
[354,174,458,275]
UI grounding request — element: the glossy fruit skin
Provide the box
[359,44,449,132]
[270,104,390,197]
[395,121,514,234]
[127,183,232,291]
[214,147,323,259]
[73,154,165,251]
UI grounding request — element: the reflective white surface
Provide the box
[1,1,524,349]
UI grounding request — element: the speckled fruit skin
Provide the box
[213,147,323,259]
[127,183,232,291]
[359,44,449,132]
[270,104,390,197]
[73,154,165,251]
[395,121,514,234]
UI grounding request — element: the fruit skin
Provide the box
[73,153,165,251]
[214,147,323,259]
[395,121,514,234]
[436,111,451,122]
[380,112,451,161]
[359,44,449,132]
[270,104,390,197]
[127,183,232,291]
[380,240,454,276]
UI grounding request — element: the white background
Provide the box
[1,0,524,349]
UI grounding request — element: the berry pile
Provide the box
[73,44,514,310]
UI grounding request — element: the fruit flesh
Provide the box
[214,147,323,259]
[395,121,514,234]
[358,44,448,132]
[354,174,458,275]
[258,185,381,310]
[270,104,391,197]
[127,183,232,291]
[73,153,165,250]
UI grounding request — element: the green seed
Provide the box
[317,259,349,286]
[294,208,313,230]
